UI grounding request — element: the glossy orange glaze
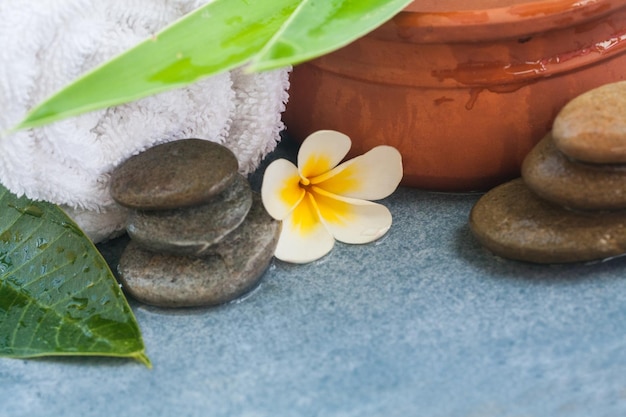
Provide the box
[510,0,610,17]
[283,0,626,191]
[404,0,537,12]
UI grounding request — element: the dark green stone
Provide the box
[117,195,281,307]
[110,139,239,210]
[127,174,252,256]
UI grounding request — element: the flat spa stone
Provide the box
[117,194,281,308]
[522,133,626,211]
[552,81,626,164]
[469,178,626,264]
[202,192,281,257]
[110,139,239,210]
[127,174,252,256]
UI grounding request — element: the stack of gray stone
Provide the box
[110,139,280,307]
[470,81,626,264]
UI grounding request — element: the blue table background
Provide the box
[2,137,626,417]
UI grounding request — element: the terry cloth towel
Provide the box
[0,0,290,242]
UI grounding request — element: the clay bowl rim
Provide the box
[398,0,626,42]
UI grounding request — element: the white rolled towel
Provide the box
[0,0,290,242]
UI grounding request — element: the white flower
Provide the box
[261,130,403,263]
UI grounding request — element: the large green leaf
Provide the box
[15,0,412,130]
[14,0,298,130]
[0,185,150,366]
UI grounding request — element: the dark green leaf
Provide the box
[0,185,150,366]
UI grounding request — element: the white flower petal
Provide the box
[313,145,403,200]
[274,193,335,263]
[261,159,304,220]
[297,130,352,180]
[311,187,393,244]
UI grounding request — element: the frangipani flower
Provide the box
[261,130,403,263]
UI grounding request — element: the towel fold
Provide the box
[0,0,290,242]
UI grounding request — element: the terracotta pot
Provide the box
[283,0,626,191]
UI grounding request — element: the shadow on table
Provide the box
[29,354,145,369]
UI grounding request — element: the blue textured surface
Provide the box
[2,138,626,417]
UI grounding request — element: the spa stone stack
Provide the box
[110,139,280,307]
[470,81,626,264]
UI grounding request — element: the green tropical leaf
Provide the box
[14,0,412,130]
[14,0,298,130]
[0,185,150,366]
[248,0,414,71]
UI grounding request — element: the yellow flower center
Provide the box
[297,178,353,232]
[277,154,359,237]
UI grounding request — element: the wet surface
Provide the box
[2,137,626,417]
